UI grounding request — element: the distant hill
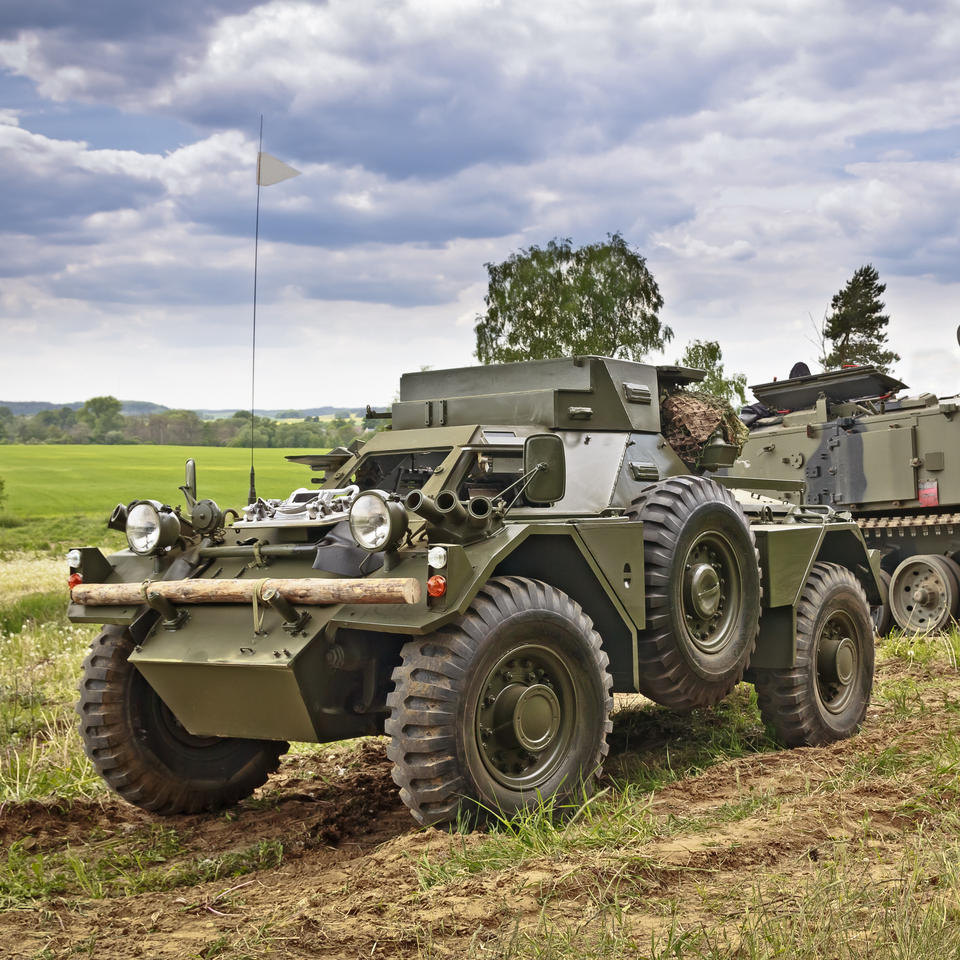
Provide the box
[0,399,169,416]
[195,406,367,420]
[0,400,369,419]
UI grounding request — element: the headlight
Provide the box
[126,501,181,555]
[349,490,408,552]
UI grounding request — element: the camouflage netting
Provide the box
[660,390,749,470]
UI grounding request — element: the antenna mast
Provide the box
[248,115,264,505]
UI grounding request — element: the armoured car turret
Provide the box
[731,357,960,633]
[68,356,880,825]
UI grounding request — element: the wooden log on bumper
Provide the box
[71,577,421,606]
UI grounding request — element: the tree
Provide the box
[821,264,899,373]
[80,396,124,441]
[678,340,748,406]
[474,233,670,364]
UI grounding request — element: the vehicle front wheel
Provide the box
[386,577,614,826]
[77,626,288,814]
[753,563,874,746]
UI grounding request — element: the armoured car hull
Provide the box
[68,356,881,824]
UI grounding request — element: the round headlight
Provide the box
[126,501,181,555]
[349,491,408,552]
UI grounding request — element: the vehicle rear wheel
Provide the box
[888,554,959,632]
[385,577,613,827]
[753,562,873,746]
[629,476,761,710]
[871,569,892,637]
[77,626,288,814]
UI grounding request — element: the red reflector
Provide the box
[68,572,83,590]
[426,575,447,598]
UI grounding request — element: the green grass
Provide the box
[0,515,126,556]
[0,444,325,518]
[607,685,775,792]
[0,829,284,908]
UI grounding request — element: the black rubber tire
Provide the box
[385,577,614,827]
[754,562,874,747]
[77,626,288,814]
[871,569,892,637]
[629,476,761,711]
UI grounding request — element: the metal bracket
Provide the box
[145,592,189,631]
[262,586,312,636]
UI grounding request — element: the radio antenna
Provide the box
[247,117,301,505]
[248,115,264,505]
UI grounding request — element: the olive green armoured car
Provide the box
[730,359,960,634]
[67,357,881,825]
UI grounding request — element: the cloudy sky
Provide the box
[1,0,958,410]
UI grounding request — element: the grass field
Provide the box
[0,444,323,518]
[1,446,959,957]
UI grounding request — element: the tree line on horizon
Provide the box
[0,398,375,448]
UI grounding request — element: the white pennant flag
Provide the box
[257,152,301,186]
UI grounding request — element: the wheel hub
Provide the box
[681,534,740,654]
[686,563,721,618]
[476,648,574,789]
[817,634,856,685]
[913,586,932,605]
[492,683,561,752]
[815,613,859,714]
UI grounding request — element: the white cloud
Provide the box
[0,0,959,408]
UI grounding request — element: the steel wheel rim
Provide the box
[680,531,742,654]
[474,643,576,791]
[890,558,953,631]
[815,610,860,714]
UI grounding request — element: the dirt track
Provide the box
[1,655,958,960]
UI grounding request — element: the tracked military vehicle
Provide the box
[731,360,960,633]
[67,356,880,826]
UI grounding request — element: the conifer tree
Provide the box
[821,264,899,373]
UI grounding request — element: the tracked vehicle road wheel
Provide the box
[888,554,960,633]
[871,569,892,637]
[629,477,761,711]
[77,626,287,814]
[754,563,873,746]
[386,577,613,827]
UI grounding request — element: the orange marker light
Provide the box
[68,573,83,590]
[426,575,447,598]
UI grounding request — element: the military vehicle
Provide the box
[731,360,960,633]
[67,356,880,826]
